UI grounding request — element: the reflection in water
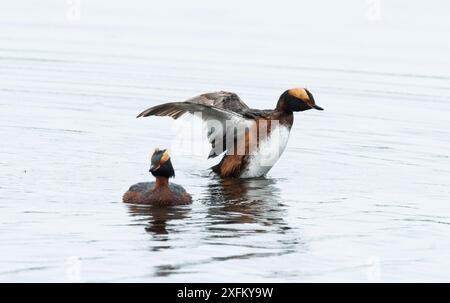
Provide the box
[125,176,290,236]
[125,176,301,278]
[200,176,290,232]
[126,204,191,235]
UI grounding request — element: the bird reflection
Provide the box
[200,176,289,230]
[125,176,289,237]
[126,204,191,235]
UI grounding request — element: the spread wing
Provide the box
[185,91,250,112]
[137,91,253,158]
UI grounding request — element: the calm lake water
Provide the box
[1,0,449,282]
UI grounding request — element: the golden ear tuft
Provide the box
[160,149,170,164]
[288,88,309,101]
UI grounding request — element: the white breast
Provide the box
[240,125,291,178]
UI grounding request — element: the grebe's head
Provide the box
[149,148,175,178]
[279,88,323,112]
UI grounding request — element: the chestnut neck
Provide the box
[154,176,169,188]
[273,96,294,128]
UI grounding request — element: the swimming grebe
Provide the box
[137,88,323,178]
[123,149,192,205]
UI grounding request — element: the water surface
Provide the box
[1,0,449,282]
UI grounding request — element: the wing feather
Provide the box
[137,96,253,158]
[185,91,250,112]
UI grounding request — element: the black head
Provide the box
[278,88,323,112]
[149,148,175,178]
